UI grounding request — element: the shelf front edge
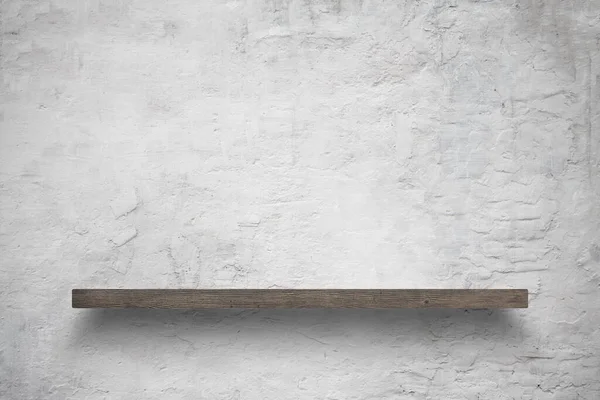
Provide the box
[72,289,528,309]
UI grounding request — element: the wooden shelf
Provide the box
[72,289,528,309]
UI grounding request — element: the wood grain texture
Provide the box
[72,289,528,309]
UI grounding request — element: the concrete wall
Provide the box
[1,0,599,398]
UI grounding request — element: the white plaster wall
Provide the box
[1,0,600,398]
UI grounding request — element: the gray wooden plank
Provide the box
[72,289,528,309]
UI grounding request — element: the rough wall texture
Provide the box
[1,0,600,398]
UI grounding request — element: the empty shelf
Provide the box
[72,289,528,309]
